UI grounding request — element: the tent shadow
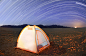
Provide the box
[38,41,67,55]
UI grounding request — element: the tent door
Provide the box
[36,30,48,52]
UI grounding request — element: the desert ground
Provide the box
[0,27,86,56]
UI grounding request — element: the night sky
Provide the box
[0,0,86,28]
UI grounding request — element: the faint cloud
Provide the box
[14,24,20,26]
[76,2,86,7]
[0,24,3,26]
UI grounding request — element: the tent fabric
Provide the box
[17,26,37,53]
[16,25,50,53]
[36,30,46,44]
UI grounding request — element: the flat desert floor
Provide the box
[0,27,86,56]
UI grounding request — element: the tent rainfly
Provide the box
[16,25,50,54]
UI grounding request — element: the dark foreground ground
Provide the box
[0,27,86,56]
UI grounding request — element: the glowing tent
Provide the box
[16,25,50,54]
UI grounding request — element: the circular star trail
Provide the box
[0,0,86,27]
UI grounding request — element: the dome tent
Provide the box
[16,25,50,54]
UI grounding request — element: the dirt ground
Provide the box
[0,27,86,56]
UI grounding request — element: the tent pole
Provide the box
[34,25,38,53]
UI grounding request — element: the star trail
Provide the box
[0,0,86,27]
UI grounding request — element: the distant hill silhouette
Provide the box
[37,24,70,28]
[1,24,28,28]
[1,24,71,28]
